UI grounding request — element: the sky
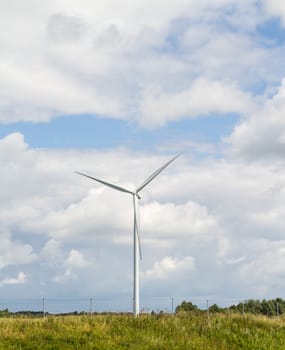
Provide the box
[1,0,285,312]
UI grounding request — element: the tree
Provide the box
[175,300,198,313]
[209,304,223,313]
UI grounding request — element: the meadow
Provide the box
[0,313,285,349]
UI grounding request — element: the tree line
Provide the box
[175,298,285,316]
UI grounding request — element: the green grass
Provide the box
[0,313,285,349]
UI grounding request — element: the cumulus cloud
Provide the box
[139,78,254,128]
[0,0,282,127]
[228,78,285,160]
[47,13,87,43]
[141,201,218,237]
[51,249,89,284]
[0,235,37,269]
[41,240,89,285]
[238,239,285,296]
[144,256,194,280]
[40,239,65,267]
[262,0,285,25]
[0,272,27,287]
[1,132,285,300]
[2,0,285,307]
[66,249,89,268]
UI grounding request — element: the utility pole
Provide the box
[207,300,209,319]
[42,297,45,318]
[171,297,174,315]
[89,297,93,317]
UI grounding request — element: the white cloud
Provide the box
[141,201,218,237]
[1,0,285,306]
[0,0,281,127]
[51,249,89,284]
[238,240,285,296]
[2,130,285,299]
[47,13,87,43]
[228,78,285,160]
[66,249,89,268]
[0,272,27,287]
[52,269,75,284]
[139,78,254,128]
[0,235,37,269]
[40,239,64,266]
[144,256,194,280]
[262,0,285,25]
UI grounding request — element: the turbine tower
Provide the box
[76,154,179,316]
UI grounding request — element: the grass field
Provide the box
[0,313,285,349]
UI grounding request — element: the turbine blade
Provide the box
[135,220,142,261]
[75,171,134,195]
[136,154,180,194]
[134,198,143,260]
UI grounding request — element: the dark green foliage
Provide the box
[0,309,9,317]
[175,300,198,313]
[209,304,223,313]
[233,298,285,316]
[176,298,285,317]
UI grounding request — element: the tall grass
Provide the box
[0,313,284,349]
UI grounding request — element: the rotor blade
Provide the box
[134,199,142,260]
[136,154,180,194]
[75,171,134,195]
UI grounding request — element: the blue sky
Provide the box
[2,0,285,313]
[0,113,238,150]
[258,18,285,46]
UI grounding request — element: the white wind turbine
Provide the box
[76,154,179,316]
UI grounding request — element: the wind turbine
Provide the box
[76,154,179,316]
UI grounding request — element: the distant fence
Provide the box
[0,296,259,315]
